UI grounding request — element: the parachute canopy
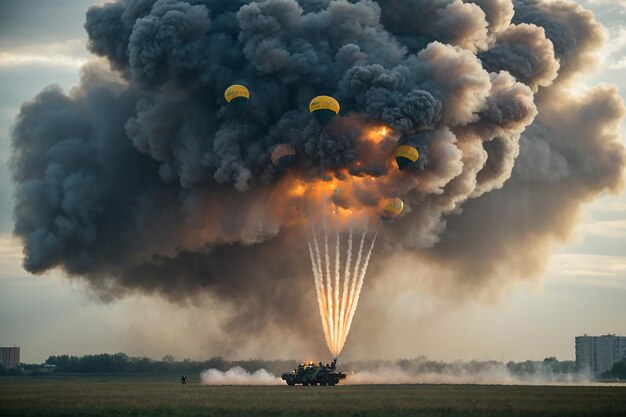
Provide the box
[224,84,250,112]
[395,145,419,171]
[310,96,340,126]
[271,144,297,170]
[381,198,404,221]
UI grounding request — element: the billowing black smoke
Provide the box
[10,0,625,347]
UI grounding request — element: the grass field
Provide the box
[1,375,625,417]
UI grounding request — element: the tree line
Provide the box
[42,354,297,376]
[2,353,625,380]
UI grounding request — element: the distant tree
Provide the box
[162,355,176,363]
[0,363,22,376]
[609,360,626,379]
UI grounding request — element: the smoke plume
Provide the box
[10,0,625,354]
[200,367,281,385]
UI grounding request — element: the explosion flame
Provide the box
[292,125,392,358]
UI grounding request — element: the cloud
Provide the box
[0,234,26,278]
[548,253,626,289]
[588,199,626,213]
[610,56,626,70]
[0,41,89,69]
[597,25,626,69]
[587,0,626,10]
[575,219,626,239]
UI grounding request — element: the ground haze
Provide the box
[1,376,625,417]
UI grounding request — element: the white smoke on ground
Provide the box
[344,365,593,386]
[199,364,594,386]
[199,367,282,385]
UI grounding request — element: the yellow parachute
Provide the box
[309,96,340,126]
[224,84,250,112]
[395,145,419,171]
[271,144,297,170]
[381,198,404,221]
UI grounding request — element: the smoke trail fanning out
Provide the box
[9,0,626,354]
[306,208,380,358]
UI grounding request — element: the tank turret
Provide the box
[281,360,347,386]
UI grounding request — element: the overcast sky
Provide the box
[1,0,625,364]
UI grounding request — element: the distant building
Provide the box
[576,335,626,375]
[0,346,20,369]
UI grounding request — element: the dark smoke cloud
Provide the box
[468,0,514,34]
[479,23,559,91]
[10,0,625,350]
[338,64,443,133]
[423,83,626,294]
[511,0,606,80]
[378,0,490,53]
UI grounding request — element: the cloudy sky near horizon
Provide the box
[0,0,625,364]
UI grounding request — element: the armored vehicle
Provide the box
[281,359,347,386]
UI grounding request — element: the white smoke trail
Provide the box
[311,225,327,316]
[322,212,335,350]
[199,367,282,385]
[341,225,367,347]
[333,218,341,355]
[306,207,379,359]
[312,223,333,349]
[338,222,353,354]
[342,221,381,353]
[306,227,332,350]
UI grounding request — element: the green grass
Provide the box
[1,375,625,417]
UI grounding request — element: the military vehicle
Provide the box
[281,359,347,386]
